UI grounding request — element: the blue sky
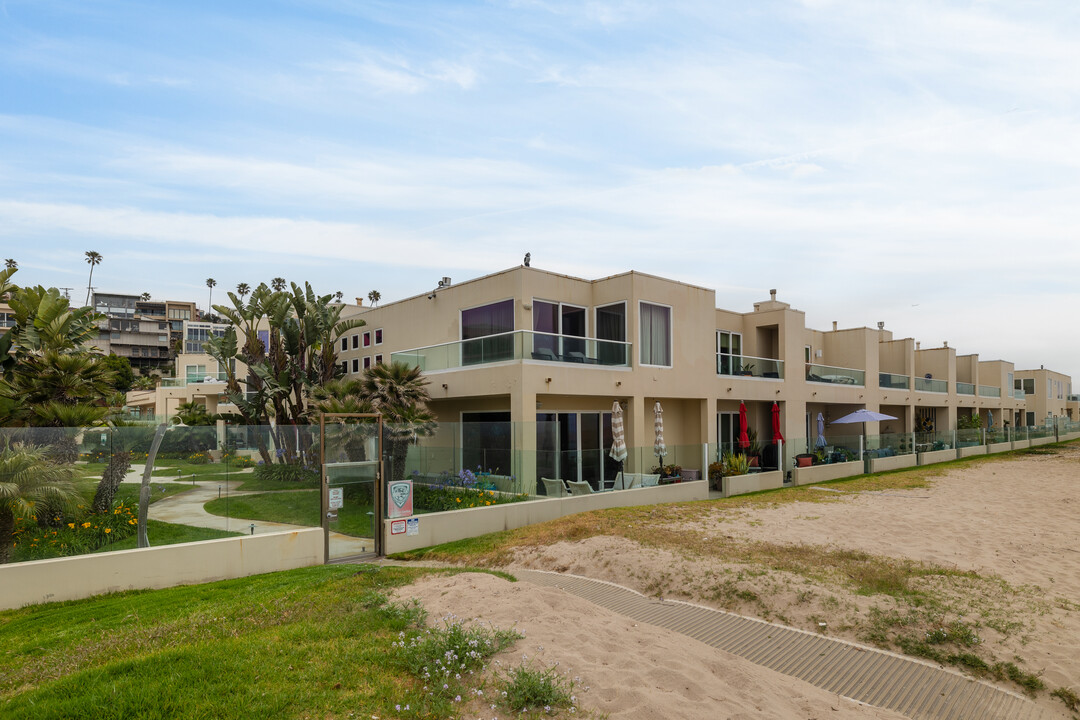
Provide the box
[2,1,1079,377]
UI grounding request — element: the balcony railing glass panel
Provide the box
[716,354,784,379]
[391,331,631,371]
[978,385,1001,398]
[956,382,975,395]
[806,364,865,386]
[879,372,910,389]
[1014,388,1027,399]
[914,377,948,393]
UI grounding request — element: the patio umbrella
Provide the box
[609,401,627,464]
[987,410,993,428]
[771,402,784,443]
[653,401,667,466]
[815,412,827,449]
[830,409,897,460]
[738,401,750,450]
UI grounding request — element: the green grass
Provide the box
[113,482,194,506]
[234,475,320,492]
[0,565,515,719]
[150,463,251,479]
[203,490,373,536]
[94,520,243,552]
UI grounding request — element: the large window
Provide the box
[639,302,671,367]
[595,302,626,365]
[717,331,743,375]
[532,300,586,359]
[463,412,512,476]
[1016,378,1035,395]
[536,411,614,492]
[461,299,514,365]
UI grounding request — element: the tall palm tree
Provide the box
[367,290,381,307]
[4,259,15,270]
[205,278,217,318]
[334,290,344,303]
[0,443,79,563]
[140,292,151,302]
[236,282,250,302]
[84,251,102,306]
[271,277,286,292]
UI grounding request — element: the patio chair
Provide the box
[565,351,598,364]
[531,347,560,362]
[640,473,660,487]
[567,480,594,495]
[541,477,568,498]
[622,473,641,489]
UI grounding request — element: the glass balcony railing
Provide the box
[1013,388,1027,399]
[161,371,230,388]
[391,330,632,372]
[878,372,910,390]
[914,376,948,393]
[806,363,865,386]
[1067,394,1080,402]
[978,385,1001,398]
[956,382,975,395]
[717,353,784,379]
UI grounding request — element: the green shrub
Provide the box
[11,501,139,561]
[499,661,578,715]
[187,452,210,465]
[252,462,319,485]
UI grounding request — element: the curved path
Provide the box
[513,569,1053,720]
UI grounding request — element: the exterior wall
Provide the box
[1015,368,1072,424]
[0,529,323,611]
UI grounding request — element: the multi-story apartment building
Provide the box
[1014,368,1075,425]
[88,293,199,374]
[331,266,1071,491]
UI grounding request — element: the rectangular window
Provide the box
[639,302,672,367]
[532,300,586,359]
[804,345,811,363]
[375,328,383,345]
[351,358,359,373]
[375,354,383,365]
[717,331,743,375]
[363,356,371,369]
[363,331,371,347]
[340,361,347,375]
[595,302,626,365]
[340,337,347,351]
[463,412,512,477]
[352,334,359,349]
[461,299,514,365]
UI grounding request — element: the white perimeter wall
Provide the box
[0,528,323,611]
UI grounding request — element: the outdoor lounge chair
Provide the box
[567,480,594,495]
[640,473,660,487]
[622,473,641,489]
[565,351,598,364]
[531,348,560,362]
[541,477,568,497]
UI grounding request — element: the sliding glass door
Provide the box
[536,411,614,492]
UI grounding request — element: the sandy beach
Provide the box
[395,443,1080,719]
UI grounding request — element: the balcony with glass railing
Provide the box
[978,385,1001,398]
[878,372,910,390]
[716,353,784,379]
[956,382,975,395]
[1068,394,1080,402]
[914,376,948,393]
[161,371,230,388]
[391,330,632,372]
[1014,388,1027,400]
[806,363,865,386]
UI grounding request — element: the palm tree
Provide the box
[0,443,79,563]
[367,290,381,307]
[140,292,151,302]
[84,251,102,306]
[4,259,15,270]
[236,282,250,302]
[360,362,435,483]
[205,278,217,318]
[271,277,286,292]
[334,291,344,303]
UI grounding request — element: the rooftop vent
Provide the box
[438,277,452,288]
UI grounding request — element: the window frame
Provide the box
[638,300,673,368]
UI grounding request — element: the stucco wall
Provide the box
[0,529,323,611]
[724,470,785,497]
[867,454,917,473]
[791,461,863,486]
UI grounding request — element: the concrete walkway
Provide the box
[514,570,1052,720]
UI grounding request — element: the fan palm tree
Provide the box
[140,292,151,302]
[334,290,344,303]
[271,277,286,292]
[84,251,102,306]
[205,278,217,317]
[0,443,79,563]
[367,290,381,307]
[360,362,435,483]
[236,282,250,302]
[4,259,15,270]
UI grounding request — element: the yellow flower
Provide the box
[104,528,111,534]
[68,523,75,529]
[81,522,91,528]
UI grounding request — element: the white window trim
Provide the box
[363,356,371,369]
[374,354,383,365]
[638,300,673,368]
[362,330,371,347]
[374,328,383,346]
[716,330,743,375]
[340,337,347,351]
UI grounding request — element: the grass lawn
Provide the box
[0,565,520,719]
[94,520,243,552]
[203,491,374,536]
[150,463,252,479]
[113,482,194,506]
[234,475,320,492]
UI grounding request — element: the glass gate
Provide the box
[320,414,382,560]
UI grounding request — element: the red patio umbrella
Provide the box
[738,401,750,450]
[771,402,784,443]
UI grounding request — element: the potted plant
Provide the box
[736,362,755,376]
[721,451,750,477]
[708,461,724,490]
[652,463,682,483]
